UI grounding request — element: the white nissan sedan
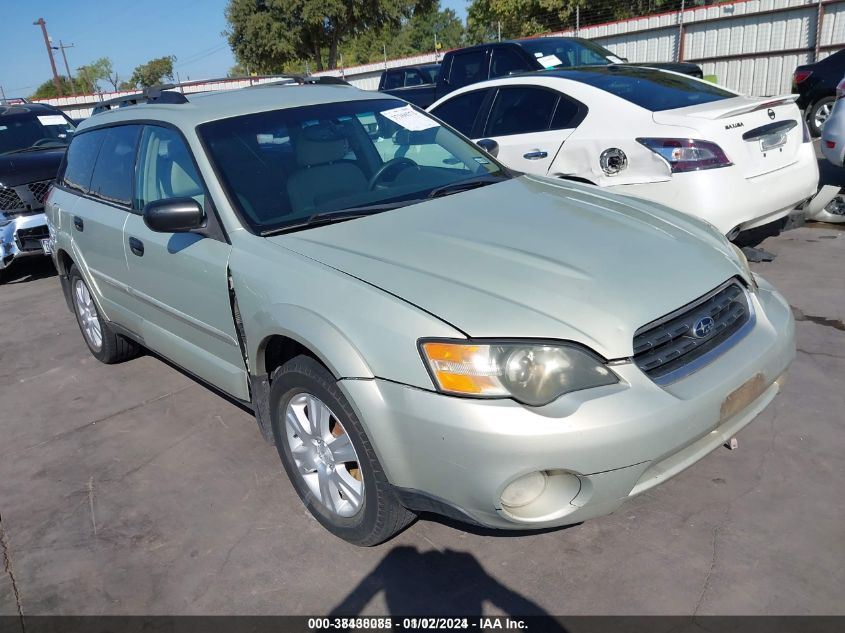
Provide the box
[428,66,820,238]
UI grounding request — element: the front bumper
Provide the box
[611,143,819,235]
[0,212,50,270]
[340,278,795,529]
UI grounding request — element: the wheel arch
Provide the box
[250,305,374,381]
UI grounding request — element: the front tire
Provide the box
[808,96,836,137]
[68,265,139,364]
[270,355,415,545]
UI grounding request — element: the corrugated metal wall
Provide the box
[546,0,845,96]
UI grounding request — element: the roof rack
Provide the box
[255,75,351,87]
[92,85,189,115]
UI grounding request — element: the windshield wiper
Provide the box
[426,175,507,199]
[1,144,65,155]
[260,202,414,236]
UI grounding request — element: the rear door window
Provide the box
[383,71,403,90]
[62,130,106,193]
[490,47,528,78]
[449,49,488,88]
[89,125,142,206]
[430,89,490,136]
[484,87,559,136]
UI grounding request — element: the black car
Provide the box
[0,103,76,280]
[380,37,703,109]
[793,49,845,136]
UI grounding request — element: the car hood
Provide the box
[271,176,743,359]
[0,147,65,187]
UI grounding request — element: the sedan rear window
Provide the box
[563,67,735,111]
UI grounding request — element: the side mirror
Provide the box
[143,198,205,233]
[476,138,499,157]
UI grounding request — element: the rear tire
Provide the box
[269,355,415,545]
[807,96,835,137]
[68,265,139,364]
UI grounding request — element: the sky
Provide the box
[0,0,469,99]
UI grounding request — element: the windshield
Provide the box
[563,67,735,111]
[0,109,76,154]
[518,38,620,68]
[198,98,507,234]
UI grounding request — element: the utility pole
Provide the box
[383,43,388,69]
[33,17,62,96]
[54,41,76,96]
[497,21,502,42]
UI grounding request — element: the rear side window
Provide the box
[567,68,734,111]
[430,89,489,136]
[551,96,582,129]
[485,87,559,136]
[490,47,527,78]
[62,130,105,193]
[449,50,488,88]
[89,125,142,206]
[383,71,403,90]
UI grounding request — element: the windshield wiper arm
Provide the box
[426,175,506,199]
[260,202,414,237]
[1,144,65,155]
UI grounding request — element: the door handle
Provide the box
[128,236,144,257]
[73,216,84,232]
[523,150,548,160]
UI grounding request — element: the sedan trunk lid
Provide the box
[652,95,806,179]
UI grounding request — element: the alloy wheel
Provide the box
[74,279,102,351]
[284,392,364,518]
[815,102,833,130]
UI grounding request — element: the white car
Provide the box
[427,67,821,238]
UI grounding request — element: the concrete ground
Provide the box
[1,218,844,616]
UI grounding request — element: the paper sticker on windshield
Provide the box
[537,54,562,69]
[473,156,490,164]
[380,105,439,131]
[37,115,68,126]
[607,55,625,64]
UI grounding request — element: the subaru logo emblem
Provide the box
[767,108,776,120]
[692,316,715,338]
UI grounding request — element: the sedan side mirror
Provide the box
[476,138,499,157]
[143,198,205,233]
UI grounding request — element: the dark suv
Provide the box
[793,48,845,136]
[0,103,76,279]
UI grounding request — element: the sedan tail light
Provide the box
[794,69,813,84]
[636,138,733,173]
[836,78,845,100]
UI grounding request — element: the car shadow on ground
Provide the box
[328,545,567,629]
[0,257,56,284]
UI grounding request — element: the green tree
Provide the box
[128,55,177,88]
[225,0,436,73]
[30,76,76,100]
[345,5,464,64]
[76,57,114,94]
[466,0,684,43]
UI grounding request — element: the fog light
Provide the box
[500,472,547,508]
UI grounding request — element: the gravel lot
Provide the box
[0,220,843,618]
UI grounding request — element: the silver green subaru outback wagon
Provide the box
[45,83,795,545]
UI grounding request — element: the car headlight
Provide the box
[731,244,758,291]
[419,340,618,406]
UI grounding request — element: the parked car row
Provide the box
[380,37,704,109]
[37,80,796,546]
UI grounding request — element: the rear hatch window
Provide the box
[565,67,735,111]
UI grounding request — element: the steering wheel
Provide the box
[32,138,58,147]
[368,157,419,190]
